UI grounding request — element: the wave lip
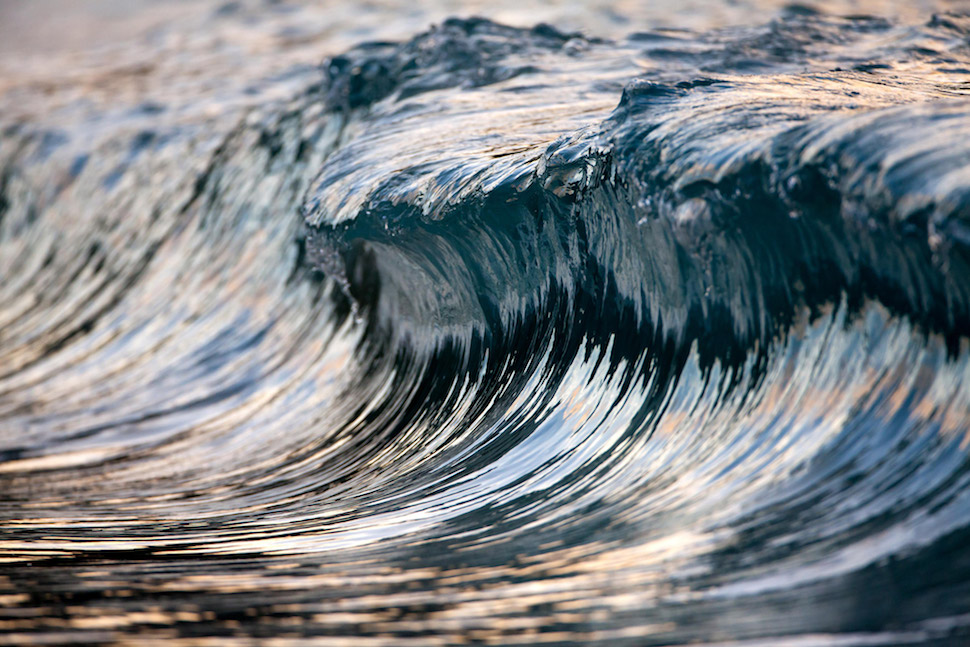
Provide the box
[306,14,970,348]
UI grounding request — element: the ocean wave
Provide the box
[2,11,970,646]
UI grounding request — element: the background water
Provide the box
[2,1,970,645]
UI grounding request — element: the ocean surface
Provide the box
[2,1,970,645]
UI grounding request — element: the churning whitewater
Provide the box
[1,6,970,646]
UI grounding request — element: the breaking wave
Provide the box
[2,11,970,646]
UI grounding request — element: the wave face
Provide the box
[3,10,970,646]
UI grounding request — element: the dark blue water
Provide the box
[2,10,970,646]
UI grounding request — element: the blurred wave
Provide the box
[2,8,970,646]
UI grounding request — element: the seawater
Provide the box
[1,3,970,645]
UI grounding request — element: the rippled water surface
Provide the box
[2,1,970,645]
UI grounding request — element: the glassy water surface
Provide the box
[1,1,970,644]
